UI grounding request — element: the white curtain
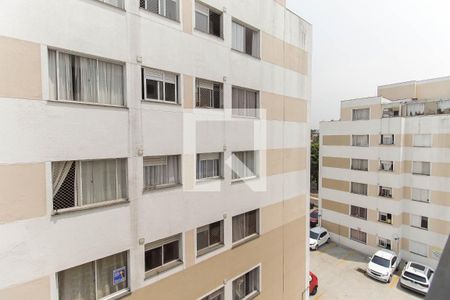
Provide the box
[251,31,260,57]
[381,160,393,171]
[232,151,255,180]
[352,135,369,146]
[232,22,245,52]
[351,182,367,195]
[58,52,74,100]
[438,100,450,111]
[351,159,368,171]
[197,153,220,179]
[382,134,394,145]
[411,188,429,202]
[58,262,96,300]
[143,156,180,189]
[412,161,430,175]
[245,90,258,117]
[96,252,128,299]
[232,214,246,242]
[352,108,370,120]
[52,161,74,197]
[406,103,424,116]
[98,61,124,105]
[74,56,97,102]
[247,267,259,294]
[48,50,57,100]
[413,134,431,147]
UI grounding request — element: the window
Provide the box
[232,21,260,57]
[201,287,225,300]
[144,234,182,277]
[232,210,259,243]
[380,160,394,172]
[195,2,222,37]
[378,238,392,250]
[352,108,370,121]
[142,67,179,104]
[196,79,223,108]
[412,161,431,176]
[352,135,369,147]
[58,251,128,300]
[232,267,260,300]
[378,212,392,224]
[232,87,259,118]
[409,240,428,257]
[413,134,432,147]
[197,221,224,256]
[197,153,222,180]
[48,49,124,106]
[143,155,181,190]
[350,228,367,244]
[411,188,430,203]
[351,159,368,171]
[350,205,367,220]
[406,103,424,116]
[140,0,179,21]
[379,186,392,198]
[232,151,257,181]
[96,0,124,8]
[351,182,368,196]
[438,100,450,114]
[382,106,400,118]
[380,134,394,145]
[411,215,428,230]
[52,159,127,212]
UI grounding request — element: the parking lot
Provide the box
[310,241,424,300]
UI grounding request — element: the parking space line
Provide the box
[389,275,399,288]
[313,292,324,300]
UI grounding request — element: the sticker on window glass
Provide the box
[113,266,127,286]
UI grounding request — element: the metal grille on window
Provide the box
[53,161,77,210]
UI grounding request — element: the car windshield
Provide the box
[371,255,390,268]
[404,271,427,283]
[310,231,319,239]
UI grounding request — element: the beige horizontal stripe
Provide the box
[322,198,348,215]
[340,104,382,121]
[322,135,350,146]
[0,277,50,300]
[433,134,450,148]
[431,162,450,177]
[322,156,350,169]
[0,36,42,100]
[261,194,307,234]
[431,190,450,207]
[260,91,308,122]
[322,178,349,192]
[266,147,307,176]
[127,216,307,300]
[429,218,450,236]
[261,32,308,75]
[0,163,47,224]
[321,219,349,237]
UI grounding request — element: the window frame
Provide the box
[232,209,260,245]
[48,48,126,107]
[52,158,128,214]
[142,67,179,104]
[350,205,367,220]
[378,186,393,198]
[200,286,225,300]
[350,228,367,244]
[196,220,225,256]
[352,108,370,121]
[413,134,432,147]
[350,182,368,196]
[378,212,393,224]
[351,135,369,147]
[139,0,180,22]
[231,265,261,300]
[409,240,428,257]
[380,134,395,145]
[196,152,223,181]
[143,155,182,191]
[410,215,428,230]
[380,160,394,172]
[231,150,258,182]
[95,0,125,9]
[144,234,183,278]
[194,1,223,38]
[412,161,431,176]
[351,158,368,171]
[195,78,223,109]
[411,188,430,203]
[231,19,260,58]
[232,86,260,119]
[378,237,392,250]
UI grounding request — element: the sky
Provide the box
[286,0,450,128]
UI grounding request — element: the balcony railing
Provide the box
[382,99,450,118]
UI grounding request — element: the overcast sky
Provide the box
[286,0,450,128]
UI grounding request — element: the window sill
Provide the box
[351,168,369,172]
[196,177,223,183]
[231,48,261,60]
[409,251,428,257]
[379,144,395,146]
[243,291,260,300]
[412,173,431,176]
[139,8,180,24]
[231,175,258,184]
[232,233,259,249]
[142,99,181,106]
[52,199,129,216]
[144,260,183,279]
[194,28,224,41]
[378,196,393,199]
[197,243,224,257]
[379,169,394,172]
[143,184,182,193]
[350,215,367,221]
[411,199,430,204]
[101,288,131,300]
[378,221,393,225]
[411,226,428,231]
[232,114,260,120]
[47,99,128,109]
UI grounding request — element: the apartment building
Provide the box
[319,76,450,268]
[0,0,311,299]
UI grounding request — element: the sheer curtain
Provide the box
[438,100,450,111]
[96,252,128,299]
[352,135,369,146]
[48,50,57,100]
[381,160,393,171]
[74,56,97,102]
[351,182,367,195]
[58,53,74,100]
[352,109,369,120]
[52,161,74,197]
[232,214,246,242]
[406,103,424,116]
[81,159,120,205]
[247,268,259,294]
[232,22,244,51]
[246,90,258,117]
[98,61,124,105]
[251,31,259,57]
[58,262,95,300]
[143,156,180,189]
[412,161,430,175]
[352,159,367,171]
[197,153,220,179]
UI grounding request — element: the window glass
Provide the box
[163,240,179,263]
[145,247,162,271]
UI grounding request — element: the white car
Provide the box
[400,261,434,295]
[366,249,400,283]
[309,227,330,250]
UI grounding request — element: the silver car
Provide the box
[400,261,434,295]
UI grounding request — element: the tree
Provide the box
[310,130,319,193]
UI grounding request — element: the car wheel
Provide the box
[315,244,319,250]
[311,286,318,296]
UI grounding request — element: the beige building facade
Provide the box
[320,76,450,268]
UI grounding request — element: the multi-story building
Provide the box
[319,76,450,268]
[0,0,311,299]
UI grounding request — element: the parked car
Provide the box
[309,227,330,250]
[400,261,434,295]
[309,272,318,295]
[366,249,400,283]
[310,209,319,227]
